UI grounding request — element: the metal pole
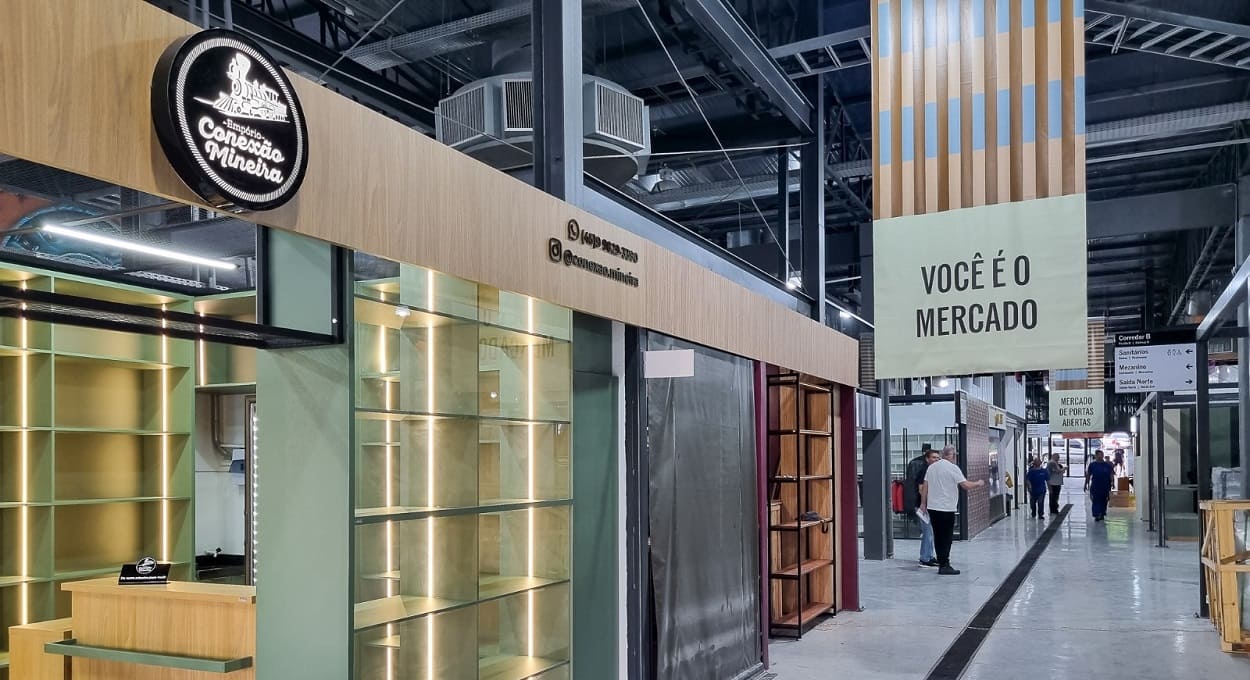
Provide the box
[1238,176,1250,498]
[1156,394,1167,548]
[1195,340,1211,618]
[778,148,790,281]
[1146,403,1155,532]
[862,381,892,560]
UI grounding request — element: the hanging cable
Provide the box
[631,0,794,269]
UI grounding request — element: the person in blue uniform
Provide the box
[1085,450,1116,522]
[1026,458,1050,519]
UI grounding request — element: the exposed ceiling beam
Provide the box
[1086,1,1250,40]
[1086,1,1250,71]
[669,0,812,134]
[344,3,528,70]
[1086,75,1236,105]
[1087,138,1250,165]
[212,1,434,130]
[1088,184,1236,239]
[1087,102,1250,147]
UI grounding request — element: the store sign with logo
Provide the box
[118,556,171,585]
[152,29,309,211]
[1049,389,1104,434]
[873,195,1088,378]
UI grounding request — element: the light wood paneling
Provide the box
[63,579,255,680]
[0,0,857,386]
[9,618,72,680]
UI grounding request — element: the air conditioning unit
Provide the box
[436,74,650,187]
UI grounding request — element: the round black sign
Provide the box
[152,29,308,211]
[136,556,157,575]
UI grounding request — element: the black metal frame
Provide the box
[670,0,813,134]
[624,326,651,680]
[0,283,335,349]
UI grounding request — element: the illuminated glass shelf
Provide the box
[52,496,191,506]
[52,427,190,437]
[354,499,571,525]
[353,594,471,631]
[54,352,183,371]
[479,655,567,680]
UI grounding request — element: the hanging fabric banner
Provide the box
[871,0,1087,378]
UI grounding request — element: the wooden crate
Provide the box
[1199,500,1250,654]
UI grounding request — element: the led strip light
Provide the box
[18,281,29,624]
[381,290,396,680]
[161,306,170,563]
[526,297,535,659]
[426,270,436,680]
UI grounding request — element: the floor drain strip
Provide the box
[923,504,1072,680]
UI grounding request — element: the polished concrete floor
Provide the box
[768,479,1250,679]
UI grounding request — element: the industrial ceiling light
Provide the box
[394,306,412,318]
[42,224,238,270]
[651,166,679,193]
[839,310,852,320]
[785,271,802,290]
[937,377,950,388]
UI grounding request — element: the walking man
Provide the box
[1085,450,1116,522]
[1046,453,1066,515]
[920,446,986,575]
[1026,458,1050,519]
[915,447,940,567]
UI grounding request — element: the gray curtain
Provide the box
[646,334,761,680]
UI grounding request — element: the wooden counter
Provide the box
[9,579,256,679]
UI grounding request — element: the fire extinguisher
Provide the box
[891,479,905,513]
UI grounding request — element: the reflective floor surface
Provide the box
[767,479,1250,679]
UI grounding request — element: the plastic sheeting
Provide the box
[646,334,761,680]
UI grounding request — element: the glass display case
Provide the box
[352,262,572,680]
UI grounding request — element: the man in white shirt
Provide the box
[920,446,986,575]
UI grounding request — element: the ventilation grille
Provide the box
[1086,320,1106,390]
[503,79,533,132]
[592,82,647,149]
[437,84,488,147]
[859,332,875,391]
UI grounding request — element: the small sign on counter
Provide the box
[118,556,171,586]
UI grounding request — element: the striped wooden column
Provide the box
[872,0,1085,219]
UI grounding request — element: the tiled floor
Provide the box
[767,479,1250,679]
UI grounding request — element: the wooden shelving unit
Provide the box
[0,267,195,677]
[767,372,836,638]
[351,266,573,680]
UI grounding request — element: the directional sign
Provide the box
[1114,331,1197,393]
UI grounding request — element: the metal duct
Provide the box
[344,0,633,71]
[1087,102,1250,147]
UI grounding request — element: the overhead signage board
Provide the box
[152,29,309,211]
[1114,331,1197,393]
[1050,389,1104,434]
[873,195,1088,378]
[1027,423,1050,439]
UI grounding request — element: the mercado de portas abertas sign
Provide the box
[873,195,1088,378]
[1049,388,1104,434]
[152,29,309,211]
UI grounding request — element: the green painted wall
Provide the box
[256,343,352,680]
[571,313,618,680]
